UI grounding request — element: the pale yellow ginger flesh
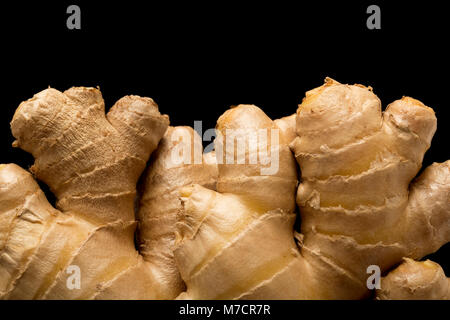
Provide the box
[0,87,217,299]
[174,79,449,300]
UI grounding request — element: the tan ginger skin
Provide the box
[0,78,449,299]
[0,88,216,299]
[174,79,449,299]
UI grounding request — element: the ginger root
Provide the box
[0,79,448,300]
[175,79,449,299]
[0,87,215,299]
[377,258,450,300]
[137,126,217,297]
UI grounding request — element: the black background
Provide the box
[0,0,448,307]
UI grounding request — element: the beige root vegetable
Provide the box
[377,258,450,300]
[0,87,216,299]
[274,114,297,145]
[376,158,450,300]
[173,104,300,299]
[174,79,449,299]
[292,78,449,299]
[1,79,448,300]
[137,126,217,296]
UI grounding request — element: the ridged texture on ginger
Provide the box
[1,80,448,300]
[175,79,449,299]
[137,126,218,297]
[174,105,300,299]
[290,78,450,298]
[10,88,169,224]
[376,258,450,300]
[0,87,197,299]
